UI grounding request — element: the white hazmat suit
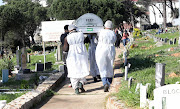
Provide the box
[88,35,100,78]
[66,31,89,89]
[95,29,116,78]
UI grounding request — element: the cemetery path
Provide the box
[35,44,124,109]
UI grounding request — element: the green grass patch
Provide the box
[0,93,25,103]
[155,31,179,39]
[116,33,180,107]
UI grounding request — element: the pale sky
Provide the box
[0,0,5,6]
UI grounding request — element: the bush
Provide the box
[0,57,14,77]
[32,45,43,51]
[133,28,142,38]
[26,48,32,53]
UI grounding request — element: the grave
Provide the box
[173,38,176,45]
[35,63,44,72]
[16,48,20,67]
[140,84,148,108]
[2,69,9,83]
[154,84,180,109]
[128,77,133,89]
[155,63,165,88]
[164,38,168,43]
[45,62,52,69]
[27,54,30,63]
[169,40,173,45]
[21,47,27,70]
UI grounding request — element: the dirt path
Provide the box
[35,44,125,109]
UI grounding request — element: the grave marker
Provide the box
[169,40,173,45]
[154,84,180,109]
[140,84,148,108]
[35,63,44,72]
[21,47,27,70]
[155,63,165,88]
[128,77,133,89]
[16,48,20,66]
[27,54,30,63]
[173,38,176,45]
[2,69,9,83]
[164,38,168,43]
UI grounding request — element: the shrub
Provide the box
[0,57,14,77]
[133,28,142,38]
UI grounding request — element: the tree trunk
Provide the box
[163,0,167,29]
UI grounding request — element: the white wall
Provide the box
[149,1,179,25]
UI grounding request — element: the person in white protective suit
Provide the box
[66,24,90,94]
[95,20,116,92]
[88,34,101,82]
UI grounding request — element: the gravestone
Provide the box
[153,37,157,42]
[135,83,142,93]
[169,40,173,45]
[173,38,176,45]
[21,48,27,70]
[45,62,52,69]
[161,38,164,42]
[27,54,30,63]
[16,49,20,66]
[155,63,165,88]
[59,65,64,72]
[2,69,9,83]
[57,42,61,61]
[164,38,168,43]
[128,77,133,89]
[35,63,44,72]
[154,84,180,109]
[140,84,148,108]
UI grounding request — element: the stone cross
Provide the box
[172,0,180,46]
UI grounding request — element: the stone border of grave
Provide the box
[3,72,65,109]
[106,70,132,109]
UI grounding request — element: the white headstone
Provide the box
[140,84,148,108]
[155,63,165,88]
[154,84,180,109]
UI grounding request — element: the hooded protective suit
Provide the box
[88,35,99,77]
[66,31,89,79]
[95,29,116,78]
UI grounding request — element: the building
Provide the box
[149,0,179,26]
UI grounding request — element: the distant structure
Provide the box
[132,0,179,29]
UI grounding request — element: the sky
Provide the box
[0,0,5,6]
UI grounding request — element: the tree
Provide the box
[3,0,48,44]
[48,0,143,26]
[0,0,48,51]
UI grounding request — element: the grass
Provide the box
[155,31,179,39]
[27,51,58,70]
[0,93,25,103]
[116,32,180,108]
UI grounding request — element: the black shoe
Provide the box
[93,77,98,82]
[97,75,101,80]
[75,88,80,95]
[78,82,85,92]
[104,84,109,92]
